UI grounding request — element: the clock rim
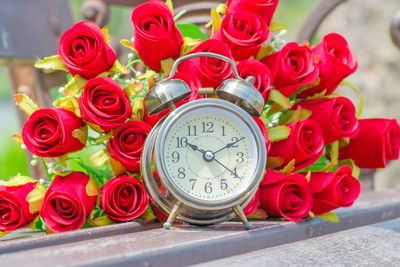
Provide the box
[154,98,267,211]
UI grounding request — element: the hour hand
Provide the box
[186,141,205,154]
[214,137,245,154]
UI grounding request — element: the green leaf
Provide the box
[267,125,291,142]
[269,21,288,32]
[318,211,339,223]
[177,24,208,41]
[64,75,87,96]
[356,95,364,118]
[34,55,67,71]
[269,89,293,109]
[341,80,360,91]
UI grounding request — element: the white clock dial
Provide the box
[161,106,259,202]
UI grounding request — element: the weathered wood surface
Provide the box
[198,217,400,266]
[0,189,400,266]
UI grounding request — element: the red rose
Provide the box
[307,166,361,215]
[131,0,183,71]
[22,108,86,157]
[213,12,271,60]
[100,175,149,222]
[58,21,117,79]
[40,172,98,232]
[0,175,45,232]
[262,42,319,97]
[268,120,324,171]
[143,72,203,127]
[178,39,234,88]
[253,117,271,153]
[340,119,400,168]
[227,0,279,25]
[259,169,313,222]
[108,121,152,172]
[243,190,260,216]
[297,33,358,98]
[237,59,272,100]
[79,77,131,133]
[294,97,359,144]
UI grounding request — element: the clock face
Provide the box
[158,105,261,204]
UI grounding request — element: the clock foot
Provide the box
[233,205,252,230]
[163,202,182,230]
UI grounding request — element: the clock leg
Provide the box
[163,202,182,230]
[233,205,252,230]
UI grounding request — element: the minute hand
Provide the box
[212,157,241,179]
[214,137,245,154]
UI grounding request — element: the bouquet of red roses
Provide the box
[1,0,399,235]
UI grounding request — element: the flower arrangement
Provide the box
[1,0,399,235]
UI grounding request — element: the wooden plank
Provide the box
[0,220,160,254]
[0,190,400,266]
[197,217,400,266]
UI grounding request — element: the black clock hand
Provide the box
[214,137,245,154]
[212,157,242,179]
[186,141,206,154]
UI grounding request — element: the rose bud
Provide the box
[108,121,152,173]
[340,119,400,168]
[22,108,87,157]
[0,175,46,232]
[305,166,361,215]
[178,39,234,88]
[262,42,319,97]
[143,71,202,127]
[237,59,273,101]
[253,117,271,153]
[100,175,149,222]
[40,172,98,232]
[268,120,324,171]
[227,0,279,25]
[131,0,183,72]
[58,21,117,79]
[259,169,313,222]
[79,77,131,133]
[294,96,359,144]
[213,12,271,60]
[297,33,358,98]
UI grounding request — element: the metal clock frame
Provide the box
[141,98,267,229]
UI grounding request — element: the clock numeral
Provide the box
[187,125,197,136]
[221,125,226,136]
[220,179,228,190]
[230,167,238,178]
[177,167,186,179]
[176,137,188,148]
[204,182,212,194]
[236,152,245,163]
[171,151,180,163]
[189,179,197,190]
[202,122,214,133]
[231,137,239,148]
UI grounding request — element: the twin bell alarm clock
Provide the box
[141,52,267,230]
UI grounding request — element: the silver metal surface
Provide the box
[141,98,267,226]
[167,52,240,80]
[144,79,191,115]
[217,79,265,117]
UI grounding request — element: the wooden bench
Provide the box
[1,189,400,265]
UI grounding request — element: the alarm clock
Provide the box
[141,52,267,230]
